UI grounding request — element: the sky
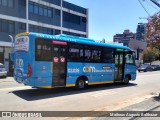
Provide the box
[65,0,160,42]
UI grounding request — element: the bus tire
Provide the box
[75,78,86,89]
[123,75,130,85]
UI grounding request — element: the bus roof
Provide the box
[17,32,133,51]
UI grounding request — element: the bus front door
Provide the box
[52,44,67,87]
[114,52,124,81]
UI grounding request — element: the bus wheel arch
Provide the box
[123,74,131,85]
[75,76,88,89]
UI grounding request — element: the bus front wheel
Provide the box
[76,78,86,89]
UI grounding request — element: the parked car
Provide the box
[151,65,160,71]
[138,64,152,72]
[157,65,160,70]
[0,63,7,78]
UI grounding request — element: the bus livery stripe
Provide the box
[88,81,114,85]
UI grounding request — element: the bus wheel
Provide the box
[76,78,86,89]
[123,75,130,85]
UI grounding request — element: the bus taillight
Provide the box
[27,64,32,77]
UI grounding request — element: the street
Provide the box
[0,71,160,116]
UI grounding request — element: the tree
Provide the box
[142,47,156,63]
[145,12,160,60]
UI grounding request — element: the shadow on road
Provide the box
[11,83,137,101]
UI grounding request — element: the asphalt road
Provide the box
[0,71,160,118]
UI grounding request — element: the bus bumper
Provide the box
[14,76,32,86]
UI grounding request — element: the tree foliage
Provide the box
[142,48,156,63]
[145,12,160,43]
[145,12,160,60]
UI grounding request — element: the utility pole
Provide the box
[150,0,160,8]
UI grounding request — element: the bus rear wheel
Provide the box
[123,75,130,85]
[76,78,86,89]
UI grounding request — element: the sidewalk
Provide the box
[94,94,160,120]
[119,95,160,111]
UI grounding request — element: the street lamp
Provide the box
[9,35,14,51]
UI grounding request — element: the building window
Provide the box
[0,0,14,8]
[2,0,7,6]
[29,1,53,18]
[8,0,14,8]
[39,5,43,16]
[44,7,48,17]
[55,9,60,16]
[8,21,14,33]
[1,20,8,32]
[19,23,26,32]
[19,0,26,6]
[0,19,15,34]
[19,23,26,30]
[29,25,53,35]
[29,2,34,13]
[48,8,52,17]
[34,3,38,14]
[19,23,26,33]
[55,30,60,35]
[63,12,80,25]
[82,17,87,23]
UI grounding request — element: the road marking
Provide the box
[0,86,31,91]
[90,91,117,98]
[0,80,14,83]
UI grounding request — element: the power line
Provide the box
[150,0,160,8]
[145,0,159,11]
[138,0,151,16]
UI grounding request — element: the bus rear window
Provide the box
[35,38,52,61]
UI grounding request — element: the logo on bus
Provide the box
[83,66,95,72]
[83,66,113,73]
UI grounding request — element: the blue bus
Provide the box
[12,32,136,89]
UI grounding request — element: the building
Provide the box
[0,0,88,73]
[113,29,136,46]
[136,23,146,41]
[128,38,147,60]
[113,29,147,60]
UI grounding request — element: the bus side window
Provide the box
[84,48,91,62]
[91,49,101,62]
[125,54,135,64]
[68,44,83,62]
[102,48,113,63]
[37,44,41,59]
[35,38,52,61]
